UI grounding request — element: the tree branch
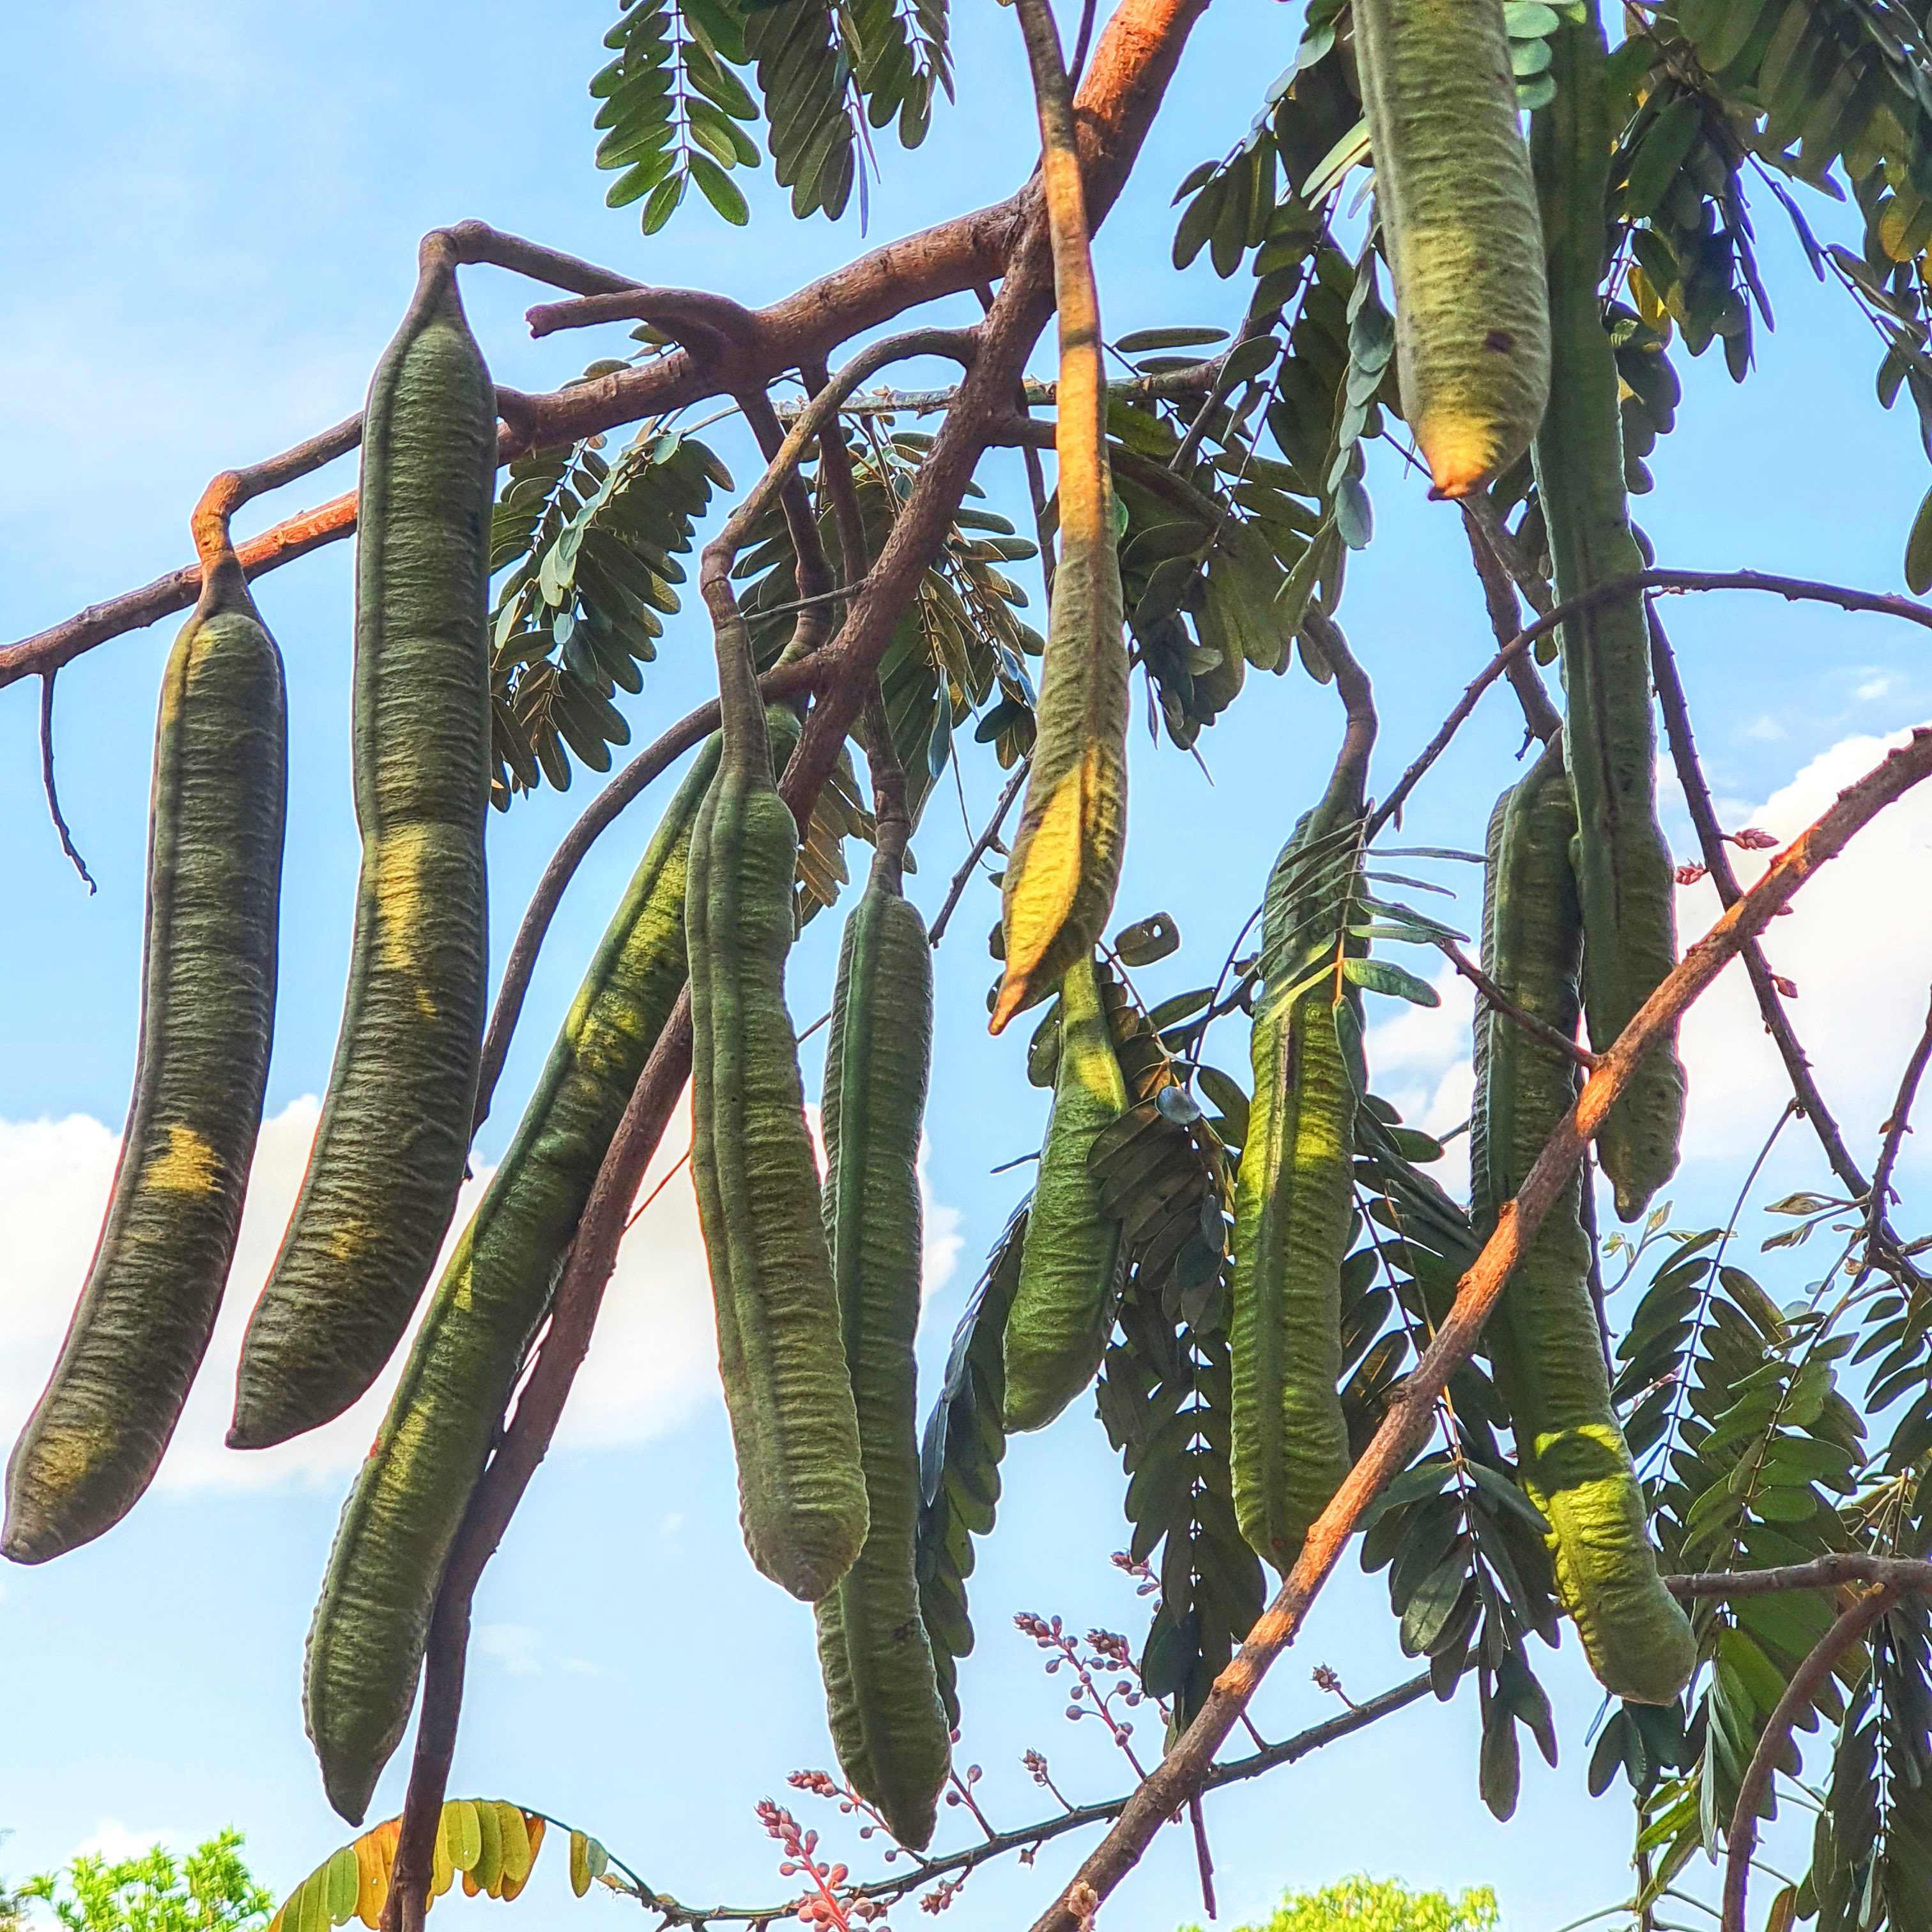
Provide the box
[1025,724,1932,1932]
[1666,1554,1932,1598]
[609,1666,1446,1928]
[385,998,698,1932]
[927,760,1031,946]
[1722,1583,1903,1932]
[37,673,95,893]
[2,0,1213,693]
[1366,569,1932,839]
[1460,509,1560,743]
[1435,935,1595,1071]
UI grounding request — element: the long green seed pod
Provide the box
[1473,741,1694,1705]
[302,732,735,1824]
[1002,955,1130,1433]
[689,599,866,1602]
[1531,11,1686,1222]
[992,2,1127,1032]
[4,546,286,1564]
[232,245,496,1447]
[1230,774,1366,1572]
[1354,0,1550,498]
[813,854,950,1851]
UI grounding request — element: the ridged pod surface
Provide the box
[1531,12,1686,1222]
[4,550,286,1563]
[1472,742,1694,1705]
[1230,782,1364,1572]
[232,250,496,1447]
[1002,955,1130,1432]
[1354,0,1550,497]
[689,615,866,1602]
[302,731,735,1823]
[813,859,950,1850]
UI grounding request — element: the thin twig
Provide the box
[604,1667,1446,1927]
[1436,935,1596,1071]
[1,3,1212,694]
[37,673,95,893]
[1365,567,1932,840]
[1645,604,1922,1288]
[1722,1584,1903,1932]
[928,761,1031,946]
[1869,983,1932,1258]
[1460,509,1560,743]
[1025,726,1932,1932]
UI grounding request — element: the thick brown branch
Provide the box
[1,0,1207,694]
[1667,1554,1932,1598]
[1025,725,1932,1932]
[1722,1583,1904,1932]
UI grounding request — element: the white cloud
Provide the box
[1744,715,1787,742]
[0,1085,972,1491]
[72,1820,181,1864]
[0,1100,495,1497]
[1858,677,1894,702]
[472,1623,544,1676]
[1675,730,1932,1171]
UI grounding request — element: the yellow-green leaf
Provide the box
[325,1848,360,1927]
[569,1831,592,1899]
[496,1807,535,1892]
[471,1798,503,1896]
[1906,479,1932,595]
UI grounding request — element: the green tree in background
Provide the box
[19,1834,272,1932]
[1194,1875,1500,1932]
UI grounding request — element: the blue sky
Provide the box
[3,4,1931,1929]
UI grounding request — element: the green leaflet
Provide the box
[5,550,286,1563]
[1531,10,1687,1222]
[1473,741,1693,1705]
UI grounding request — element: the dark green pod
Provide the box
[1230,783,1364,1572]
[1531,13,1686,1222]
[1473,740,1693,1705]
[1002,954,1129,1433]
[231,252,496,1448]
[689,671,867,1602]
[302,735,726,1823]
[813,861,950,1851]
[4,553,286,1563]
